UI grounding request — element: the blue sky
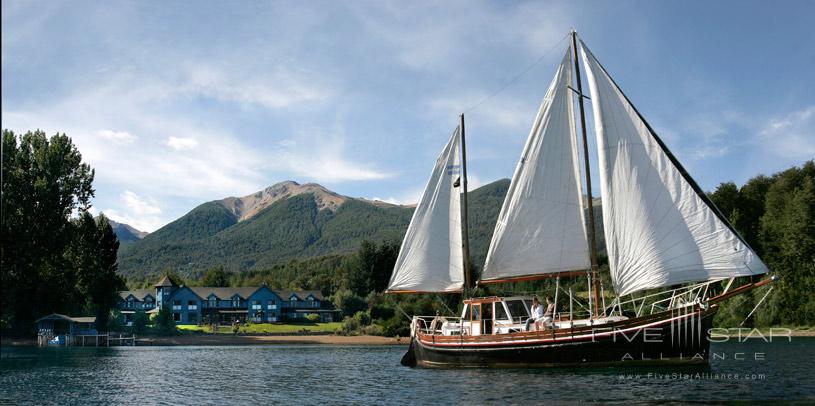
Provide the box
[3,1,813,232]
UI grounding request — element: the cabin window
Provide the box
[462,304,470,320]
[495,302,509,321]
[505,300,529,320]
[471,304,481,321]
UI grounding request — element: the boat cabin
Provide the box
[453,297,535,336]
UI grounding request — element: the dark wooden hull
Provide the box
[403,305,717,368]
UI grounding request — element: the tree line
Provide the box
[710,160,814,327]
[2,130,124,335]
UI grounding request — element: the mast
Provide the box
[571,31,601,317]
[460,113,473,292]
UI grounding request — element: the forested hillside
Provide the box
[118,189,417,279]
[710,160,815,327]
[120,178,597,283]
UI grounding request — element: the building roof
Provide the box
[35,313,97,324]
[186,286,322,301]
[189,286,261,300]
[118,289,154,300]
[278,290,324,301]
[154,275,176,287]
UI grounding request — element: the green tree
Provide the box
[332,289,367,317]
[154,306,176,335]
[107,309,125,332]
[68,213,126,331]
[347,240,400,296]
[132,310,149,334]
[1,130,95,334]
[200,266,230,287]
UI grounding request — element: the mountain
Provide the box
[117,179,604,280]
[117,181,416,279]
[106,219,149,243]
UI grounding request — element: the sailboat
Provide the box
[387,31,777,368]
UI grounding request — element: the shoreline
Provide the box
[2,334,405,347]
[138,334,405,346]
[4,328,812,347]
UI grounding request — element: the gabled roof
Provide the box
[155,275,176,287]
[118,289,155,300]
[277,290,324,301]
[189,287,259,300]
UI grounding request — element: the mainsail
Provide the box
[387,127,465,293]
[579,41,769,296]
[480,48,590,283]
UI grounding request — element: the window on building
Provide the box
[267,303,276,310]
[173,313,181,322]
[232,299,240,307]
[187,300,198,310]
[172,300,182,310]
[251,300,261,310]
[209,298,217,308]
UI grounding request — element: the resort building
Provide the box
[117,276,339,325]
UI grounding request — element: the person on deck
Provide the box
[525,296,545,331]
[540,296,555,328]
[525,296,555,331]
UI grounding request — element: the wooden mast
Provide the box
[571,31,601,317]
[460,113,473,292]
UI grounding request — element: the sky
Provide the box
[3,1,814,232]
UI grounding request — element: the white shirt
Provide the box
[531,303,545,319]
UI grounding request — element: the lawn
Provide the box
[177,322,343,334]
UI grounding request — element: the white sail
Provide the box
[480,49,590,283]
[580,42,769,296]
[387,127,464,293]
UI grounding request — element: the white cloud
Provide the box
[274,133,393,183]
[165,136,199,150]
[757,106,815,159]
[98,130,136,144]
[102,190,163,232]
[185,65,332,110]
[427,94,535,132]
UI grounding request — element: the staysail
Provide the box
[480,48,590,284]
[387,127,465,293]
[579,41,769,296]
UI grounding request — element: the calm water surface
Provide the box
[2,338,814,404]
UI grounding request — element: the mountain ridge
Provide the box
[105,218,149,243]
[116,179,604,281]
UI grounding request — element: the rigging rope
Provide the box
[463,33,569,114]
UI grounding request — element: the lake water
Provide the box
[2,338,814,404]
